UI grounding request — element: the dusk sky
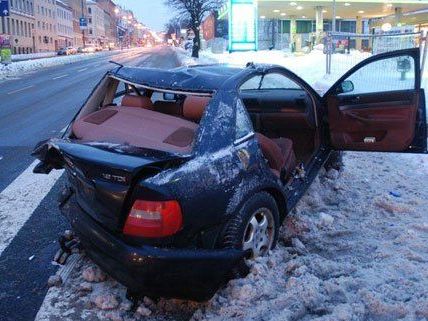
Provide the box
[114,1,171,32]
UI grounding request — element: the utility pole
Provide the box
[81,0,86,47]
[332,0,336,33]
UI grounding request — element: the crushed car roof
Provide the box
[111,64,244,93]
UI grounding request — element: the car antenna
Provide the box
[109,61,124,68]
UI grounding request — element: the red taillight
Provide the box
[123,200,183,238]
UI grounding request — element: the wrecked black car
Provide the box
[33,48,427,301]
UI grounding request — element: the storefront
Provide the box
[223,0,428,51]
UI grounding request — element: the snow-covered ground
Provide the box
[11,52,57,61]
[0,48,145,81]
[34,48,428,321]
[36,152,428,321]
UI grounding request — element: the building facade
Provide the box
[61,0,87,47]
[0,0,36,54]
[0,0,144,55]
[94,0,117,45]
[222,0,428,51]
[56,0,73,48]
[86,0,105,45]
[34,0,57,52]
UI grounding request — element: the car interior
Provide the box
[71,78,210,154]
[71,73,319,181]
[239,73,319,179]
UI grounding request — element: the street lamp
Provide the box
[332,0,336,32]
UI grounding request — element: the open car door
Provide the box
[324,48,427,153]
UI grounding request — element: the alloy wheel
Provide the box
[242,208,275,259]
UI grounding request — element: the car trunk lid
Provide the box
[32,139,187,232]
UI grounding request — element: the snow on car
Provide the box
[33,48,426,303]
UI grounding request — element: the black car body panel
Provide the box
[62,194,244,301]
[112,64,244,93]
[33,139,188,232]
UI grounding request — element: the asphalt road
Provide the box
[0,46,181,321]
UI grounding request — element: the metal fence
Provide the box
[257,19,313,51]
[325,31,427,79]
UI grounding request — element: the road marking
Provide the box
[77,67,88,72]
[52,74,68,80]
[7,85,34,95]
[0,160,63,256]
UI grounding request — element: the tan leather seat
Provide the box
[121,94,153,109]
[183,96,211,122]
[255,133,297,179]
[72,107,198,153]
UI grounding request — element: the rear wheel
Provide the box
[220,192,280,260]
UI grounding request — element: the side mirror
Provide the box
[163,92,177,101]
[339,80,354,94]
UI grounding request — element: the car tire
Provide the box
[220,192,280,260]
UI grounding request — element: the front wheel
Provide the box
[220,192,280,260]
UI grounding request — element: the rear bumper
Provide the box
[62,196,244,301]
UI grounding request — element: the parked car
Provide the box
[33,48,427,301]
[57,47,76,55]
[81,45,97,53]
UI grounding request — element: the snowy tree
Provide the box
[164,0,224,58]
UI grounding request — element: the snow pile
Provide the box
[0,48,146,81]
[194,152,428,321]
[0,52,104,80]
[175,47,217,66]
[36,257,202,321]
[12,52,57,61]
[36,152,428,321]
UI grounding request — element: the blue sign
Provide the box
[0,0,10,17]
[228,0,258,52]
[79,17,88,29]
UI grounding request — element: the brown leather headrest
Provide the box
[183,96,210,122]
[121,95,153,109]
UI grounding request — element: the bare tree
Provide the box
[165,16,190,40]
[164,0,224,58]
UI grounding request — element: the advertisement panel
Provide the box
[0,34,12,64]
[228,0,258,52]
